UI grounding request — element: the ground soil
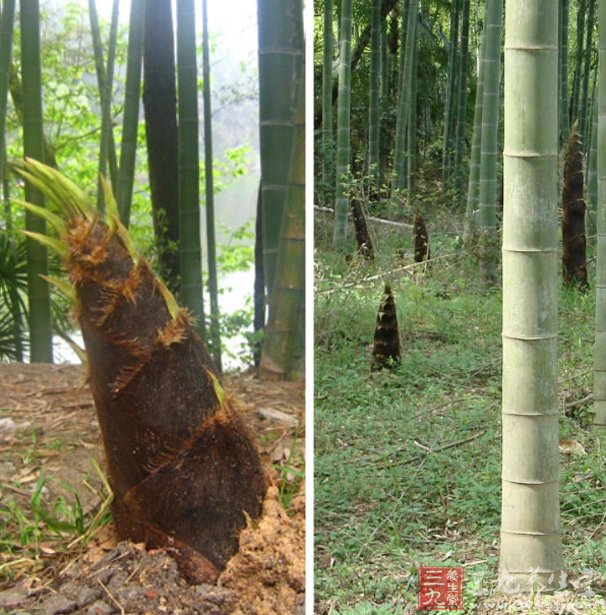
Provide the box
[0,363,305,615]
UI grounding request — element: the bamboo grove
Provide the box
[0,0,304,381]
[315,0,605,593]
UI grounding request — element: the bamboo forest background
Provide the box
[0,0,305,380]
[314,0,599,225]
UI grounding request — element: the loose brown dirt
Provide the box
[0,363,305,614]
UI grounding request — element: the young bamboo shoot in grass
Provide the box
[413,210,430,263]
[561,125,588,290]
[13,159,268,583]
[371,283,400,371]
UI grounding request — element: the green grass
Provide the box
[314,224,606,613]
[0,461,112,583]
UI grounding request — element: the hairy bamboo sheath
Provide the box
[14,159,268,582]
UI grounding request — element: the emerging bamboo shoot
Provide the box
[14,159,268,583]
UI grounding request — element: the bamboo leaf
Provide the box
[156,278,181,320]
[205,368,226,408]
[22,230,68,258]
[12,198,67,235]
[100,174,119,221]
[39,274,75,301]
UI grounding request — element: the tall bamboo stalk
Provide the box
[593,0,606,434]
[0,0,21,359]
[406,35,418,200]
[477,0,503,283]
[367,0,381,196]
[332,0,352,245]
[452,0,470,194]
[142,0,180,295]
[88,0,119,210]
[463,23,487,242]
[579,0,596,144]
[322,0,334,205]
[258,0,304,276]
[117,0,144,227]
[571,0,586,124]
[0,0,15,163]
[390,0,417,208]
[176,0,205,338]
[558,0,569,146]
[20,0,52,362]
[260,77,305,381]
[442,0,460,183]
[587,92,598,232]
[1,139,23,361]
[201,0,221,371]
[500,0,564,588]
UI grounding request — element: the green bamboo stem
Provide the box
[260,77,305,381]
[500,0,564,588]
[380,12,389,106]
[571,0,586,124]
[367,0,381,196]
[258,0,304,278]
[88,0,119,210]
[441,0,460,183]
[463,22,487,243]
[201,0,221,371]
[142,0,180,295]
[593,0,606,434]
[332,0,352,245]
[477,0,503,283]
[406,35,418,200]
[0,0,15,163]
[20,0,52,362]
[390,0,417,209]
[558,0,569,146]
[452,0,470,196]
[322,0,334,205]
[176,0,205,338]
[579,0,596,145]
[117,0,144,227]
[587,91,598,235]
[2,136,23,362]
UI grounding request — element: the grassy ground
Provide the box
[314,214,606,614]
